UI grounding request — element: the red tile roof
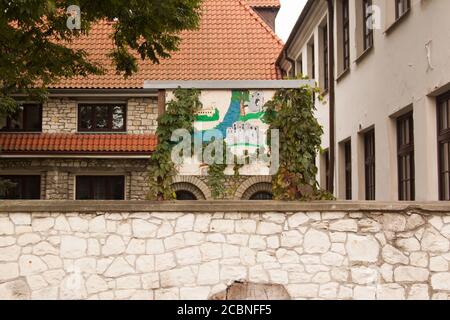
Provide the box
[52,0,284,89]
[245,0,280,7]
[0,133,157,155]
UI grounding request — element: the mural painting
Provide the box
[171,89,275,176]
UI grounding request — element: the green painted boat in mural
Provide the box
[195,108,220,122]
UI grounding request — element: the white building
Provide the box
[279,0,450,201]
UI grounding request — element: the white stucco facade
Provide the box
[280,0,450,201]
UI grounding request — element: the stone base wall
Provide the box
[1,202,450,300]
[0,158,273,201]
[0,159,150,200]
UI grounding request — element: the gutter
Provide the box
[276,0,316,66]
[11,89,159,99]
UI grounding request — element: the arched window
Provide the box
[249,191,273,200]
[241,182,273,200]
[175,190,198,201]
[172,182,206,200]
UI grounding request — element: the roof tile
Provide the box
[51,0,283,89]
[0,133,157,155]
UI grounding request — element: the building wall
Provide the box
[0,202,449,300]
[41,98,158,134]
[0,159,150,201]
[280,0,450,201]
[0,159,272,201]
[333,0,450,201]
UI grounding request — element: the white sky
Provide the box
[276,0,308,42]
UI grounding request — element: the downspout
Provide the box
[284,48,296,77]
[326,0,336,195]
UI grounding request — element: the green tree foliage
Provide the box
[264,85,334,201]
[0,0,202,194]
[148,88,202,200]
[0,0,203,112]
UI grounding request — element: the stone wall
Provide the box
[43,99,78,133]
[1,202,450,300]
[0,159,150,200]
[41,98,158,134]
[0,158,273,201]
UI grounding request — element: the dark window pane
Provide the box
[249,192,273,200]
[364,129,376,200]
[176,191,198,200]
[0,176,41,200]
[95,106,108,130]
[0,104,42,132]
[78,104,126,132]
[437,93,450,200]
[324,149,331,192]
[79,106,93,130]
[396,0,411,19]
[25,105,42,131]
[76,176,125,200]
[344,140,352,200]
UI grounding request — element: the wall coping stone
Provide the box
[1,200,449,213]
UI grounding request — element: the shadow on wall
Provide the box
[209,281,291,300]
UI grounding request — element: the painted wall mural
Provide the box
[168,89,275,176]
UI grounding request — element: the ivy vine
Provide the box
[263,84,334,201]
[148,88,202,200]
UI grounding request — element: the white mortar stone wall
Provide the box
[42,99,77,133]
[126,98,158,134]
[41,98,158,134]
[1,207,450,300]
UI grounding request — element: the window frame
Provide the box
[437,92,450,201]
[0,175,41,200]
[322,25,329,91]
[0,104,42,132]
[75,175,126,200]
[363,0,374,51]
[344,140,352,200]
[77,103,127,133]
[342,0,350,71]
[397,111,415,201]
[364,129,376,200]
[324,149,331,192]
[395,0,411,20]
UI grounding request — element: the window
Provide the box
[437,93,450,200]
[78,104,126,132]
[76,176,125,200]
[395,0,410,20]
[322,25,329,91]
[249,192,273,200]
[324,149,331,191]
[363,0,374,50]
[296,55,303,76]
[364,129,376,200]
[0,104,42,132]
[344,140,352,200]
[176,190,198,200]
[397,112,415,200]
[309,42,316,79]
[342,0,350,71]
[0,176,41,199]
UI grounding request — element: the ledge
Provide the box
[355,46,374,65]
[384,9,411,36]
[0,200,449,213]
